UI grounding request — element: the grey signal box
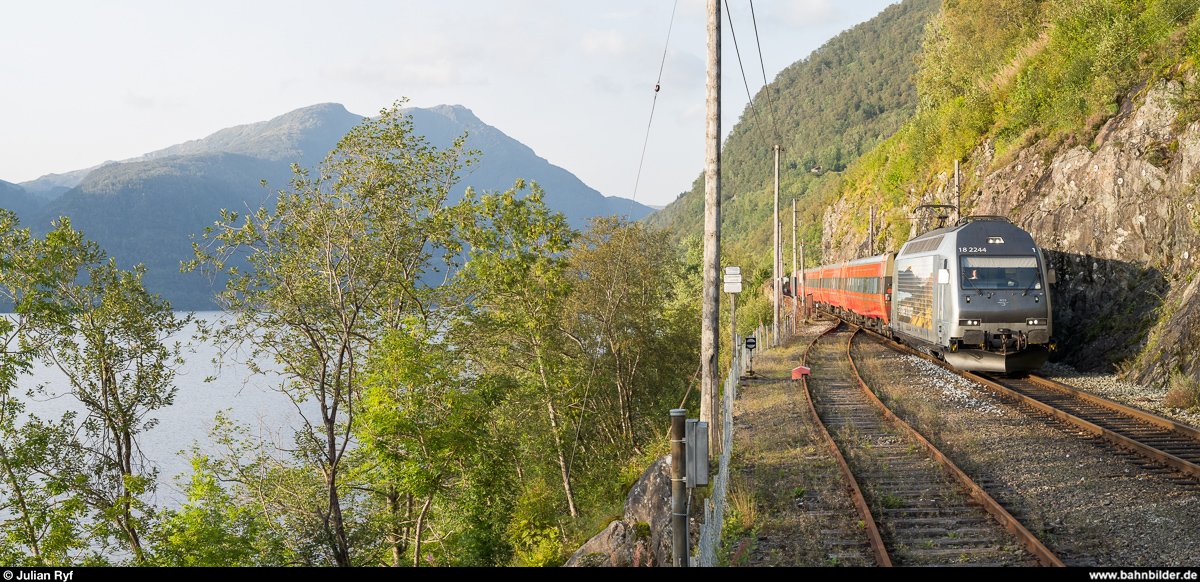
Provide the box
[685,419,709,488]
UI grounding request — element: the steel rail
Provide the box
[966,373,1200,482]
[843,324,1064,567]
[800,321,892,567]
[1024,375,1200,442]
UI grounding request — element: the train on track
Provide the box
[800,215,1058,372]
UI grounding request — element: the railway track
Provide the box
[800,322,1061,567]
[840,317,1200,489]
[969,372,1200,488]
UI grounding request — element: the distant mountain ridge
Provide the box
[404,104,646,220]
[2,103,653,310]
[19,166,100,200]
[132,103,363,164]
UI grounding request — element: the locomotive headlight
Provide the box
[987,237,1005,244]
[1027,318,1046,326]
[959,319,981,326]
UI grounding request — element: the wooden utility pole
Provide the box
[772,145,781,343]
[792,198,797,333]
[955,160,960,223]
[869,205,876,256]
[700,0,721,456]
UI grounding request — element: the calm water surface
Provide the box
[18,311,306,508]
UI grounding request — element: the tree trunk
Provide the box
[546,398,577,518]
[536,353,577,518]
[412,495,433,567]
[0,442,41,563]
[386,488,406,567]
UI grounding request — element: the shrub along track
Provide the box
[802,322,1061,566]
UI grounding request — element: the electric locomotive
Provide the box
[802,215,1057,372]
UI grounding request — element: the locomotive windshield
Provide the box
[960,256,1041,290]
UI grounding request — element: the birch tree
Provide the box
[187,100,474,566]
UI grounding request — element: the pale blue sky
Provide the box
[1,0,901,207]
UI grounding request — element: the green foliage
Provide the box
[458,182,581,525]
[178,112,700,568]
[0,360,92,567]
[0,209,187,565]
[2,99,705,567]
[562,216,698,448]
[147,456,291,566]
[453,190,700,564]
[354,323,516,567]
[508,517,563,567]
[830,0,1200,253]
[915,0,1046,107]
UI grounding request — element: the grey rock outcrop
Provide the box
[972,80,1200,386]
[565,455,675,567]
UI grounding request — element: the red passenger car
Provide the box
[801,253,894,334]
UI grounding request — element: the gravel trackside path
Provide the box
[722,321,875,567]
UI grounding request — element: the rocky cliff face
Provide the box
[823,80,1200,388]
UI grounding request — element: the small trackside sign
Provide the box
[724,266,742,293]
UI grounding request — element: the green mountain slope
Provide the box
[647,0,939,257]
[829,0,1200,254]
[0,179,40,218]
[32,153,294,309]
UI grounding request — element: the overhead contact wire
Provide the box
[749,0,784,147]
[626,0,680,218]
[725,0,773,153]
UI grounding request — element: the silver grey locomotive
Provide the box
[802,215,1058,372]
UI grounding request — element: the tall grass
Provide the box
[1165,371,1200,410]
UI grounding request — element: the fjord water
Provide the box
[17,311,301,508]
